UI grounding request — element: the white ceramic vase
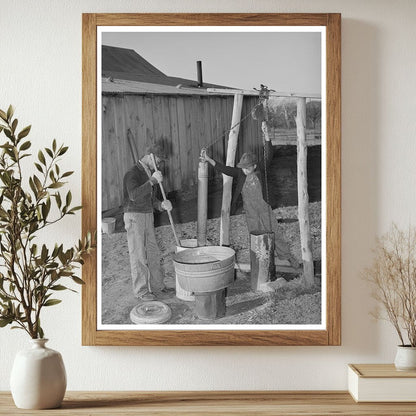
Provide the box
[10,338,67,409]
[394,345,416,371]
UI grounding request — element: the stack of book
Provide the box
[348,364,416,402]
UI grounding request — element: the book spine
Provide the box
[347,366,359,402]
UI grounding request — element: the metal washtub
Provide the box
[173,246,235,293]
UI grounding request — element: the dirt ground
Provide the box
[101,202,322,326]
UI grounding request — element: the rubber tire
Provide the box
[130,301,172,324]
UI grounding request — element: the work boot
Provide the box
[155,287,175,300]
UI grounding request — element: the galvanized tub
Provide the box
[173,246,235,293]
[175,239,198,301]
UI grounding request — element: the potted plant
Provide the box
[363,223,416,370]
[0,106,94,408]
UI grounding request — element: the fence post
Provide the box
[220,93,243,246]
[296,97,314,286]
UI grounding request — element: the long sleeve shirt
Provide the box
[123,163,161,213]
[213,140,273,215]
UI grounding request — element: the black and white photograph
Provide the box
[97,27,325,329]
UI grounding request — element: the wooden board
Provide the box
[1,391,416,415]
[350,364,416,378]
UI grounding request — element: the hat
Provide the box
[237,152,257,168]
[144,141,167,161]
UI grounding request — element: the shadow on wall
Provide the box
[341,19,381,356]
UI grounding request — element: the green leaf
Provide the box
[31,244,38,256]
[58,250,66,264]
[43,299,62,307]
[38,150,46,165]
[0,292,12,302]
[45,148,53,158]
[48,182,64,189]
[17,125,31,140]
[71,276,85,285]
[0,109,7,121]
[65,191,72,207]
[41,202,50,221]
[56,244,63,257]
[61,171,74,178]
[34,163,43,173]
[51,244,59,258]
[29,222,39,234]
[33,175,43,192]
[41,244,48,262]
[6,105,14,121]
[19,140,31,151]
[11,119,18,133]
[52,139,57,152]
[38,325,44,339]
[50,285,68,291]
[58,146,68,156]
[55,193,62,208]
[4,129,12,140]
[69,206,82,214]
[0,317,13,327]
[29,177,38,197]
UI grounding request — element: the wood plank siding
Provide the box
[101,93,262,212]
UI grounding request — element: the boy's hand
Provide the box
[151,170,163,183]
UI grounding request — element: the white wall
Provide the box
[1,0,416,391]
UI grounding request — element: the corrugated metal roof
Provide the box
[102,77,227,95]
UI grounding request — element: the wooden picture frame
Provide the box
[82,13,341,346]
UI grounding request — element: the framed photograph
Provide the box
[82,13,341,346]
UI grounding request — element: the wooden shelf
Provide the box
[1,391,416,415]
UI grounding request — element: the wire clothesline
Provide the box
[202,99,263,151]
[203,84,285,151]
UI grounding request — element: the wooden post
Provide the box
[220,93,243,246]
[250,231,276,291]
[295,98,314,286]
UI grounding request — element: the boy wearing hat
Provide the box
[202,127,299,272]
[123,143,173,301]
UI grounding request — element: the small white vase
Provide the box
[10,338,67,409]
[394,345,416,371]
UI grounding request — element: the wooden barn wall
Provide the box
[101,93,262,212]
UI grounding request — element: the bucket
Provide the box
[194,289,226,320]
[173,246,235,294]
[102,217,116,235]
[175,239,198,301]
